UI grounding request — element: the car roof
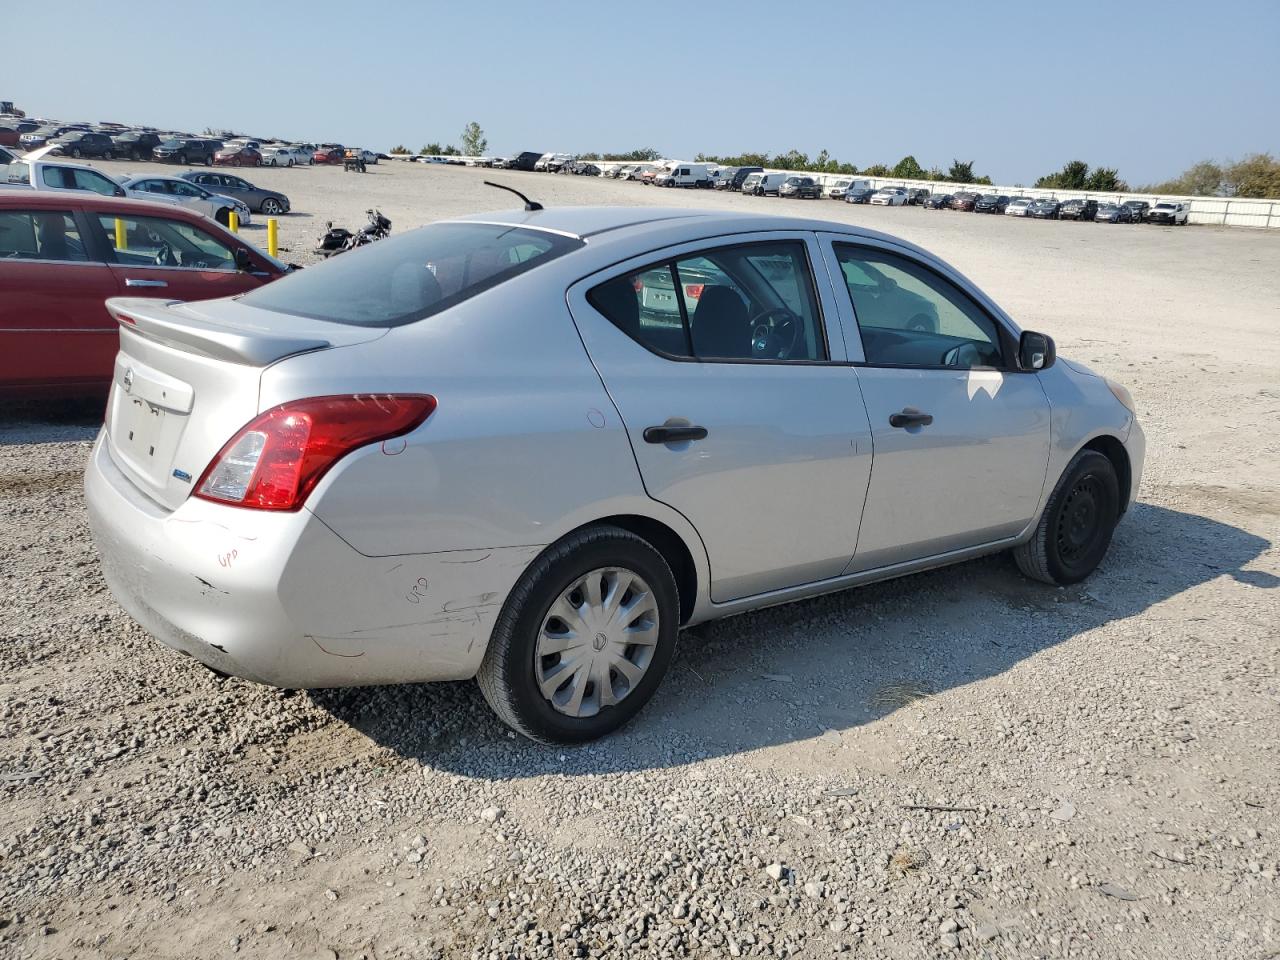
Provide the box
[0,191,210,221]
[445,205,939,259]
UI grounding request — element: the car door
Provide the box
[0,205,121,392]
[568,232,873,603]
[94,210,264,302]
[819,234,1051,571]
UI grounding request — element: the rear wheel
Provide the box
[1013,449,1119,585]
[477,525,680,743]
[104,150,113,160]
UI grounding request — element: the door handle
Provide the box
[888,408,933,429]
[643,424,708,444]
[125,279,168,288]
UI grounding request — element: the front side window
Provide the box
[834,245,1003,369]
[242,222,581,327]
[588,240,827,362]
[0,210,89,261]
[97,214,236,270]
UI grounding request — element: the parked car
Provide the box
[1121,200,1150,223]
[0,191,285,398]
[923,193,953,210]
[1094,202,1133,224]
[1005,197,1034,217]
[507,151,544,171]
[949,191,980,211]
[748,173,787,196]
[870,187,909,206]
[214,145,262,167]
[111,131,163,160]
[121,175,251,226]
[654,164,713,188]
[261,145,311,167]
[974,194,1011,214]
[1027,199,1062,220]
[48,131,115,159]
[779,176,821,199]
[906,189,931,206]
[83,206,1142,743]
[19,126,74,150]
[0,125,20,147]
[313,146,345,164]
[180,171,290,215]
[346,147,378,165]
[1057,198,1098,221]
[826,179,853,199]
[153,138,215,165]
[1,156,126,197]
[720,166,763,191]
[1146,200,1189,225]
[844,187,876,204]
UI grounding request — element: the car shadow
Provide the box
[0,399,104,446]
[311,502,1274,776]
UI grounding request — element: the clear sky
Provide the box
[7,0,1278,186]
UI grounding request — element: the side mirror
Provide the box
[234,247,253,272]
[114,187,126,197]
[1019,330,1056,371]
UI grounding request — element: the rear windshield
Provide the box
[241,222,583,327]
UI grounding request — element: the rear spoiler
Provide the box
[106,298,330,366]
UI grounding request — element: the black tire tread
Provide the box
[1014,449,1116,584]
[477,524,678,743]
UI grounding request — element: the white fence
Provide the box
[801,174,1280,229]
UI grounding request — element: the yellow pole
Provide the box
[228,210,239,233]
[267,218,278,257]
[114,218,127,250]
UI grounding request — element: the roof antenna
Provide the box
[483,181,543,211]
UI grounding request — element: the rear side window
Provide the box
[588,240,827,362]
[0,210,89,261]
[241,222,583,327]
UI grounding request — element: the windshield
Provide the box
[241,222,583,327]
[1155,203,1174,209]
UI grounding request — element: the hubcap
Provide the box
[1056,476,1101,562]
[535,567,659,718]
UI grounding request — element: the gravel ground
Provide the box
[2,161,1278,960]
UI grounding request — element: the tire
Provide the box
[261,198,283,215]
[287,158,294,168]
[104,150,113,160]
[477,525,681,743]
[1013,449,1120,585]
[71,148,82,158]
[214,207,231,227]
[205,155,213,166]
[177,153,187,165]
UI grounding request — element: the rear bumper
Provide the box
[85,431,537,688]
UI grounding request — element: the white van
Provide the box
[654,163,712,188]
[745,172,787,196]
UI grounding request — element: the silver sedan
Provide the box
[86,206,1144,742]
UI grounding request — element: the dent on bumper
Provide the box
[85,433,540,688]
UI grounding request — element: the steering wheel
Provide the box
[153,241,175,267]
[748,306,801,359]
[942,342,982,368]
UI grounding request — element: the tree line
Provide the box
[1139,154,1280,199]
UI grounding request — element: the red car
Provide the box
[214,145,262,167]
[0,125,20,147]
[313,146,344,164]
[0,192,286,398]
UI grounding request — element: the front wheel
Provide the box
[1013,449,1120,585]
[261,197,283,215]
[214,207,231,226]
[477,525,681,743]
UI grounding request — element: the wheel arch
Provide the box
[556,513,701,625]
[1081,434,1132,515]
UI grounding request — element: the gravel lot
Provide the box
[2,161,1278,960]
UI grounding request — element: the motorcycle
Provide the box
[314,208,391,258]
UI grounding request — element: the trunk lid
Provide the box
[103,296,385,511]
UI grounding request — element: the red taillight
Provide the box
[684,284,703,300]
[194,394,436,511]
